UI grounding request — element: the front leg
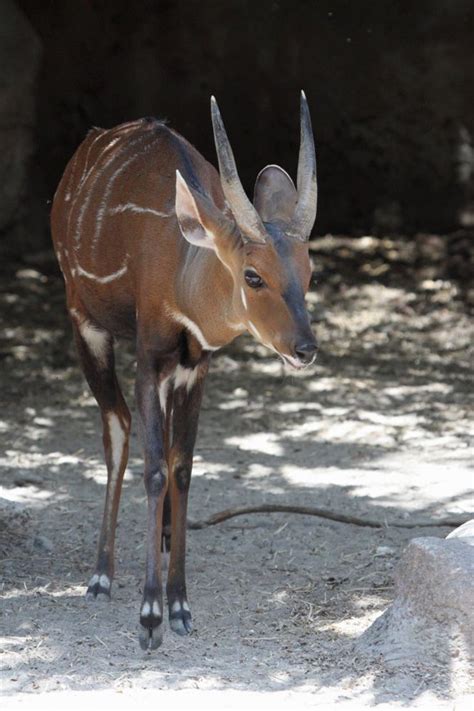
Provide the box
[135,349,171,650]
[166,356,210,636]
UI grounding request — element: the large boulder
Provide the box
[356,524,474,692]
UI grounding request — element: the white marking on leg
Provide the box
[141,601,151,616]
[174,364,198,393]
[79,320,109,368]
[158,374,172,414]
[165,307,220,351]
[76,259,128,284]
[99,574,110,590]
[182,600,190,612]
[109,203,173,219]
[152,600,161,617]
[240,287,248,310]
[88,574,99,587]
[171,600,182,613]
[107,412,126,478]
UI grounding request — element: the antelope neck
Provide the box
[176,243,245,349]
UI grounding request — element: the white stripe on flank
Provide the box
[166,307,220,352]
[92,135,162,250]
[73,132,149,250]
[76,261,128,284]
[109,203,173,219]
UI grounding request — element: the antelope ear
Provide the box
[253,165,297,224]
[175,170,216,249]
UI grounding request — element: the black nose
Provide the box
[295,341,318,365]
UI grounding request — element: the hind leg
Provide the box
[69,306,131,600]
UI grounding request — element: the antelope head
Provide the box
[175,92,318,368]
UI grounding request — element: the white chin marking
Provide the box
[166,307,219,351]
[174,364,198,393]
[282,354,306,369]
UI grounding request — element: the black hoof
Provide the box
[169,599,193,636]
[85,573,112,601]
[139,623,163,650]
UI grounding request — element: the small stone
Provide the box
[32,534,54,553]
[375,546,395,556]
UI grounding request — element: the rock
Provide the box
[32,534,54,554]
[356,536,474,691]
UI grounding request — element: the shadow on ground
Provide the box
[1,239,473,704]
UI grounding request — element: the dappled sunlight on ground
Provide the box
[1,236,473,705]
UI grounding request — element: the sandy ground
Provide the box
[1,234,473,707]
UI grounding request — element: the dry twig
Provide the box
[187,504,469,530]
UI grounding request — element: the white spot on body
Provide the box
[109,203,173,219]
[174,364,198,393]
[166,307,220,352]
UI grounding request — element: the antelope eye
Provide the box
[244,269,264,289]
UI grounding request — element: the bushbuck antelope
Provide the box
[51,93,318,649]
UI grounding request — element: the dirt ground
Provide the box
[1,233,473,708]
